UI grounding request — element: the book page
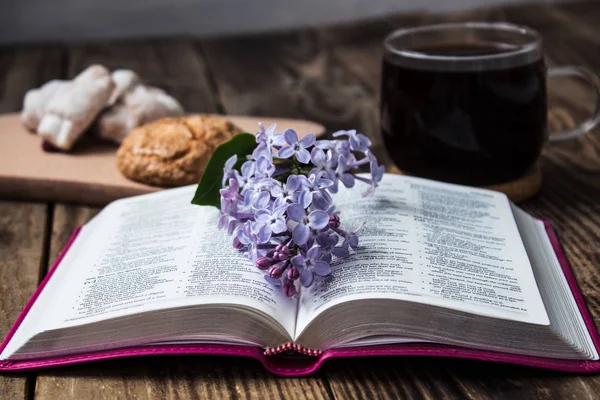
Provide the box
[296,174,548,337]
[25,187,297,337]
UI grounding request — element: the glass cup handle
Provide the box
[547,66,600,141]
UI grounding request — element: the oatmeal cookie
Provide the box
[116,115,242,186]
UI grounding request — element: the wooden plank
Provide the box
[36,356,330,400]
[47,205,100,264]
[501,2,600,44]
[66,39,219,113]
[319,13,427,96]
[0,45,64,113]
[198,30,388,163]
[0,42,63,400]
[558,1,600,33]
[326,357,600,399]
[0,202,48,400]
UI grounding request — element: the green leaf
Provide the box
[191,133,256,208]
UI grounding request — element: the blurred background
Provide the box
[0,0,576,43]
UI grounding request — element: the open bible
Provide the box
[2,174,600,376]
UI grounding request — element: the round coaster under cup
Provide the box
[388,163,542,203]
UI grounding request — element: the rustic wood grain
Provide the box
[558,1,600,37]
[320,13,427,95]
[0,45,64,113]
[67,39,219,113]
[0,202,48,400]
[36,357,331,400]
[198,30,387,162]
[46,205,100,265]
[326,357,600,400]
[0,42,62,400]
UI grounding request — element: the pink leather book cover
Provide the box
[1,221,600,377]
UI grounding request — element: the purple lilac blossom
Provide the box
[287,205,329,245]
[217,123,383,297]
[291,246,331,287]
[333,129,372,152]
[278,129,316,163]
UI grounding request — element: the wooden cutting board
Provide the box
[0,113,325,206]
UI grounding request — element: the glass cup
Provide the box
[380,22,600,186]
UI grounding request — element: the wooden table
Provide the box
[2,2,600,398]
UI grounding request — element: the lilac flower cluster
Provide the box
[219,123,384,297]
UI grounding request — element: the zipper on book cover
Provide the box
[264,342,322,356]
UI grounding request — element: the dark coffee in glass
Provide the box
[381,23,600,186]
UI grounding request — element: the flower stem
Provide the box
[354,175,372,185]
[272,232,290,237]
[332,227,349,237]
[349,157,370,169]
[272,168,290,178]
